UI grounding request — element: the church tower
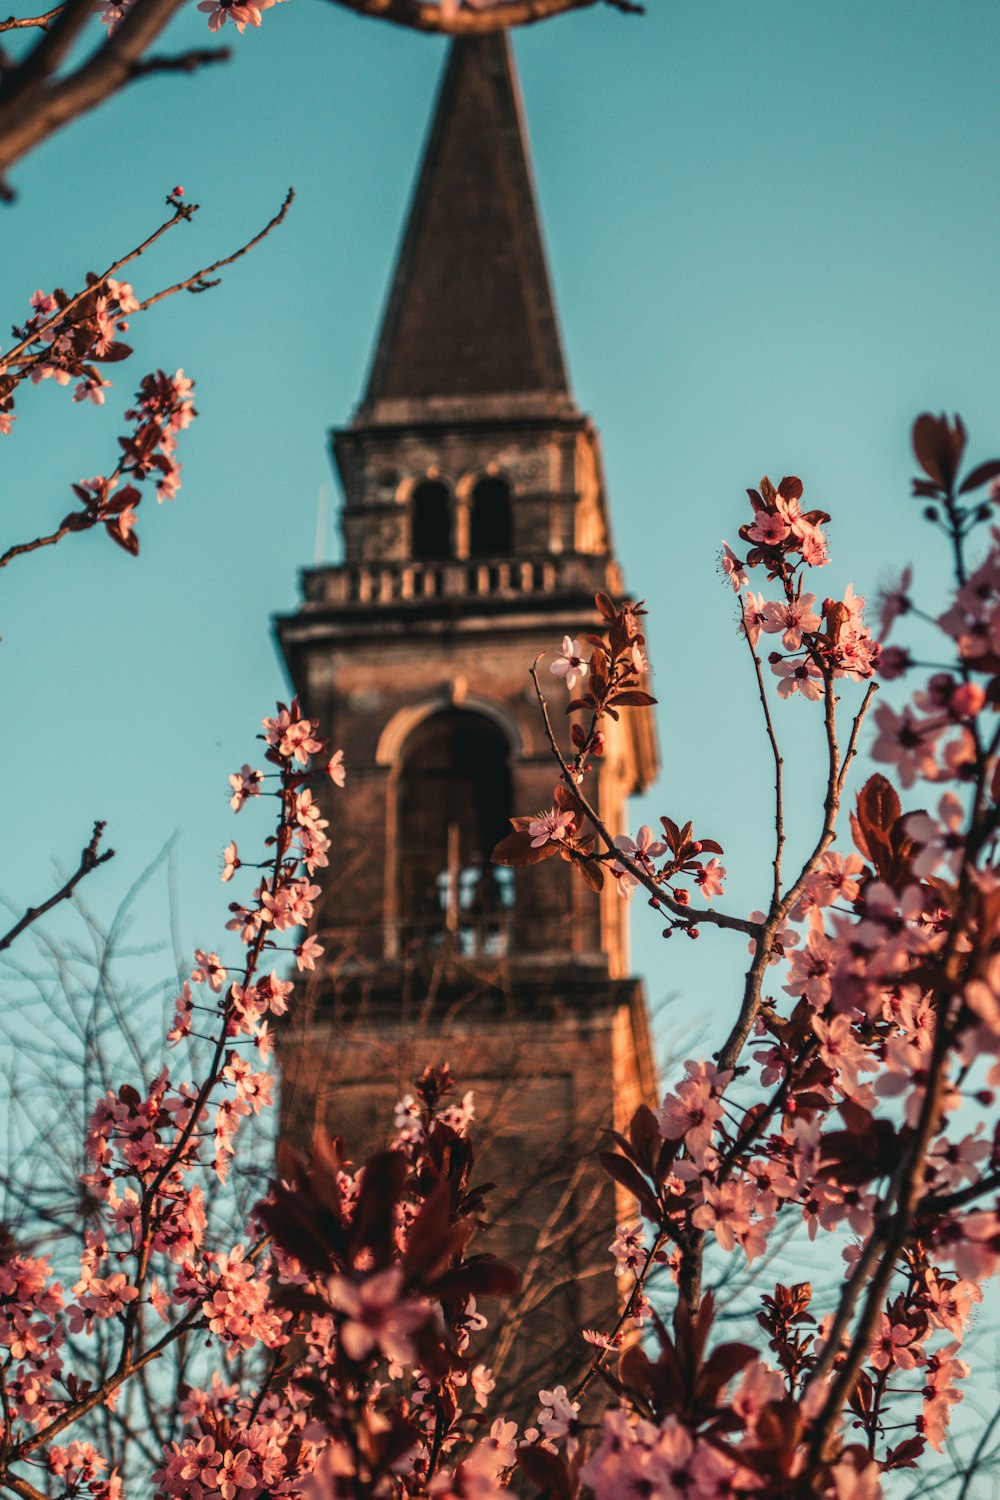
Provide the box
[275,35,658,1382]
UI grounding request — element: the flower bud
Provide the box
[950,681,985,719]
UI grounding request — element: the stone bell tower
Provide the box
[275,34,658,1384]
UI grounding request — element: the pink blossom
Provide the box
[582,1328,619,1351]
[721,541,748,591]
[747,510,790,546]
[657,1058,732,1160]
[197,0,278,29]
[537,1385,580,1446]
[741,590,766,646]
[550,636,589,690]
[870,703,942,787]
[811,1014,878,1089]
[221,840,239,882]
[609,1222,645,1278]
[761,592,821,649]
[167,982,193,1044]
[527,808,574,847]
[771,656,824,700]
[694,856,726,900]
[295,934,324,972]
[262,701,323,764]
[613,824,669,898]
[191,949,227,993]
[326,1265,428,1365]
[878,565,913,639]
[229,764,262,811]
[326,749,346,786]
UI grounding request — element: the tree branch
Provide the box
[136,186,294,309]
[529,661,762,939]
[740,599,785,906]
[0,0,199,189]
[0,3,63,32]
[0,822,114,954]
[323,0,641,35]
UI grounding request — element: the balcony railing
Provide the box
[301,553,622,609]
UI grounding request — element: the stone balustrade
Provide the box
[301,552,622,608]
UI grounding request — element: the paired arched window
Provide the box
[397,710,514,956]
[469,476,512,557]
[409,474,513,561]
[411,480,451,560]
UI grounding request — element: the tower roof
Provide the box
[358,35,576,426]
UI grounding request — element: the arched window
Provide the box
[411,480,451,560]
[469,476,512,557]
[397,710,514,957]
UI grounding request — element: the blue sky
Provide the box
[2,0,999,1054]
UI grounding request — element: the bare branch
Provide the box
[0,0,198,188]
[0,518,73,569]
[137,187,295,309]
[322,0,641,36]
[0,823,114,954]
[0,4,63,33]
[529,661,762,939]
[128,43,230,77]
[740,598,785,905]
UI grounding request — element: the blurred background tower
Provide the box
[275,33,658,1385]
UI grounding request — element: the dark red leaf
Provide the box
[93,340,133,363]
[516,1445,573,1498]
[912,412,966,491]
[402,1181,454,1281]
[611,690,658,708]
[958,458,1000,495]
[430,1258,520,1301]
[577,859,604,893]
[628,1103,662,1177]
[350,1151,407,1264]
[598,1151,660,1222]
[884,1436,926,1469]
[492,831,559,867]
[105,521,139,556]
[695,1342,757,1404]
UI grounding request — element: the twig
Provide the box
[137,187,294,309]
[956,1398,1000,1500]
[837,681,878,796]
[0,200,194,380]
[128,44,229,76]
[740,599,784,905]
[0,520,72,570]
[0,823,114,954]
[0,3,62,31]
[0,0,196,185]
[529,662,762,939]
[571,1226,670,1401]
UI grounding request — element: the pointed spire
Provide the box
[358,35,576,426]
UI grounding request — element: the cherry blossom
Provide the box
[326,1266,429,1365]
[550,635,589,689]
[721,540,748,591]
[527,808,574,846]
